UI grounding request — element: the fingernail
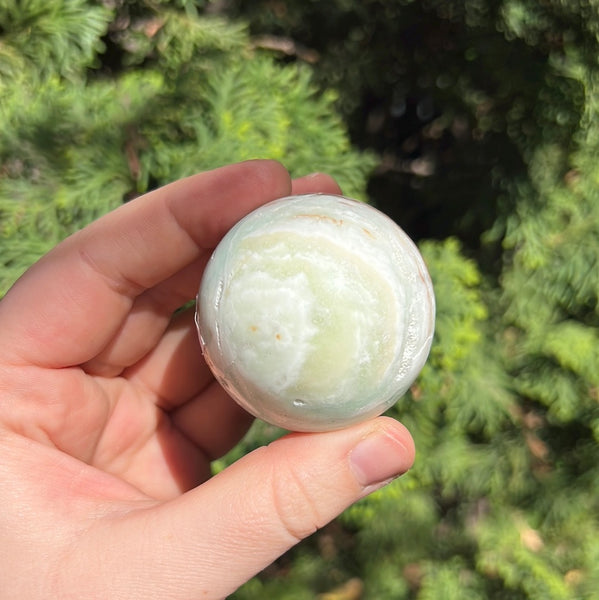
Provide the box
[350,429,412,491]
[295,172,322,181]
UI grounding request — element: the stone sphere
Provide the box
[196,194,435,432]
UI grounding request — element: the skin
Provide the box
[0,160,415,600]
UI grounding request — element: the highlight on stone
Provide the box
[196,193,435,432]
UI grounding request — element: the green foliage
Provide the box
[3,1,599,599]
[0,0,111,79]
[497,70,599,438]
[226,0,588,247]
[417,559,484,600]
[0,2,375,295]
[475,509,573,600]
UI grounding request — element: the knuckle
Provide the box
[268,454,325,543]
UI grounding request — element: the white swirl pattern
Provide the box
[197,194,435,432]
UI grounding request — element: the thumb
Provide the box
[87,417,414,599]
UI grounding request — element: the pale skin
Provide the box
[0,160,415,599]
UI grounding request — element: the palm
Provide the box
[0,163,337,503]
[4,305,251,501]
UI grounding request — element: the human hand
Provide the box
[0,160,415,599]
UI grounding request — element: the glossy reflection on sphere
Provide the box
[196,194,435,432]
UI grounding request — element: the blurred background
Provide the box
[1,1,599,598]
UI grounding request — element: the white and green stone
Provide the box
[196,194,435,432]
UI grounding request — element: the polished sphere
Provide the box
[196,194,435,432]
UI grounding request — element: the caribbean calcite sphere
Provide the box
[196,193,435,432]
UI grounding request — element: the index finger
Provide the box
[0,160,293,367]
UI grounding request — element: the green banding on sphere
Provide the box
[196,194,435,432]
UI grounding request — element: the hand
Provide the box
[0,160,415,599]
